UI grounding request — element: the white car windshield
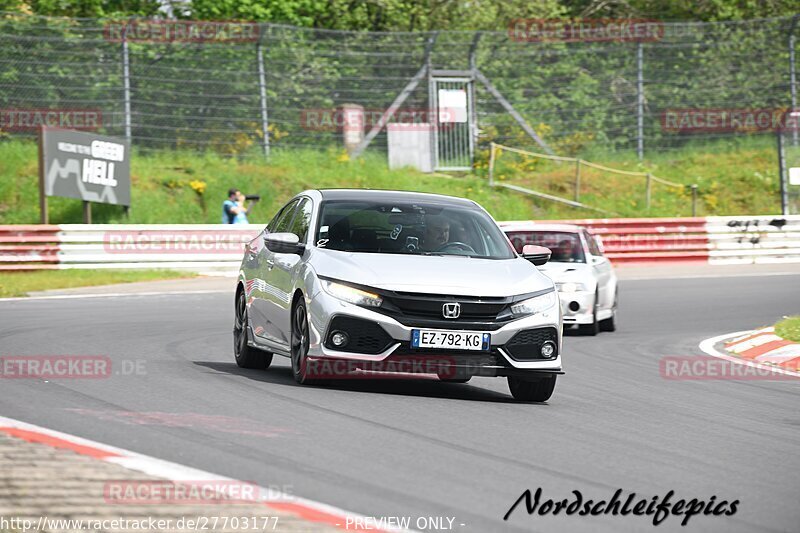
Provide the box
[315,200,516,259]
[506,231,586,263]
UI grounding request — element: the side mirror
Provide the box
[522,244,551,266]
[590,255,605,266]
[264,232,305,255]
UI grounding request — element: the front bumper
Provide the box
[304,288,563,376]
[557,291,595,325]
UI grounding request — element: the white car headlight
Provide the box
[556,282,588,293]
[510,291,557,317]
[322,280,383,307]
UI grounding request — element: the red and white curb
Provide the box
[698,329,800,379]
[0,415,413,533]
[723,327,800,370]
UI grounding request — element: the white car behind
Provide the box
[501,222,618,335]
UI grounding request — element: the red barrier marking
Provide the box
[605,251,709,262]
[0,225,61,232]
[0,427,122,459]
[0,264,60,271]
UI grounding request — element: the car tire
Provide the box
[290,298,317,385]
[439,375,472,384]
[234,289,273,369]
[507,375,557,402]
[600,290,617,332]
[579,291,600,336]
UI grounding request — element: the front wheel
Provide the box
[507,375,557,402]
[234,290,273,369]
[578,292,600,336]
[290,299,317,384]
[600,290,618,332]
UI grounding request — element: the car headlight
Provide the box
[321,280,383,307]
[556,282,588,293]
[510,291,557,317]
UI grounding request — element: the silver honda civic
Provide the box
[234,189,563,402]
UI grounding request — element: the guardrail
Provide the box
[0,225,259,272]
[1,216,799,272]
[522,215,800,264]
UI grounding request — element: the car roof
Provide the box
[316,189,477,207]
[498,221,585,233]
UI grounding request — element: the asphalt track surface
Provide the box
[1,273,799,532]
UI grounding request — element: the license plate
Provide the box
[411,329,490,351]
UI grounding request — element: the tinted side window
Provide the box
[267,201,293,233]
[272,200,300,233]
[585,231,602,256]
[288,198,313,242]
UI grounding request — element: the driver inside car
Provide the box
[421,215,450,251]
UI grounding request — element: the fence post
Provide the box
[488,142,496,186]
[636,42,644,160]
[691,184,698,216]
[574,159,581,201]
[257,24,270,157]
[777,130,789,215]
[645,173,652,209]
[122,23,132,142]
[789,15,799,146]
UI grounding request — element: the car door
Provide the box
[584,230,613,309]
[250,199,300,343]
[262,197,313,346]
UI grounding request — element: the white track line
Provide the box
[0,414,415,532]
[0,289,230,302]
[698,331,800,379]
[622,271,800,281]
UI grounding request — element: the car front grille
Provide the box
[375,291,512,329]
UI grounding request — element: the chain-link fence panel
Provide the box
[0,14,798,160]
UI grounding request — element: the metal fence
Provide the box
[0,13,798,161]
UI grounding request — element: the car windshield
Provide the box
[506,231,586,263]
[315,200,516,259]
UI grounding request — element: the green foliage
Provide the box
[484,135,781,218]
[0,268,193,297]
[775,316,800,343]
[6,1,798,28]
[0,137,783,225]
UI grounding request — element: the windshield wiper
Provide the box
[419,252,479,258]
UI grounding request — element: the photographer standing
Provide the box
[222,188,258,224]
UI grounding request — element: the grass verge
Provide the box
[0,136,784,224]
[0,269,195,298]
[774,316,800,343]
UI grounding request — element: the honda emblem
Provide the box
[442,302,461,319]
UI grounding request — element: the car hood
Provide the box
[536,262,590,282]
[310,249,553,297]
